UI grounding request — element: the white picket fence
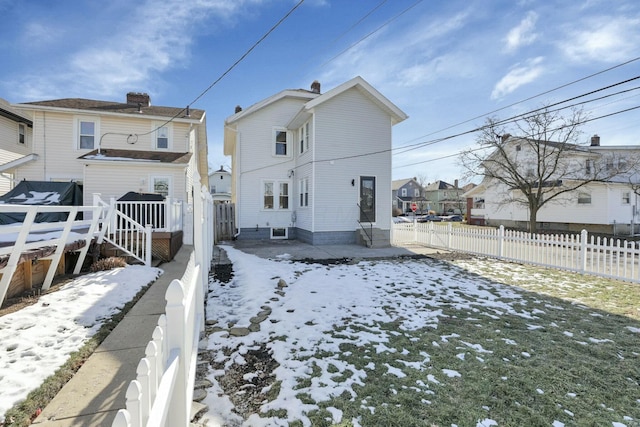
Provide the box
[0,204,103,304]
[393,221,640,283]
[112,184,213,427]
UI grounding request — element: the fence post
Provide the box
[447,222,453,249]
[125,380,142,427]
[498,225,505,258]
[112,409,132,427]
[145,224,152,266]
[580,229,588,273]
[413,217,418,243]
[165,279,188,427]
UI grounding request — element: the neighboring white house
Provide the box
[6,93,208,244]
[223,76,408,246]
[465,135,640,234]
[0,98,34,195]
[209,166,231,203]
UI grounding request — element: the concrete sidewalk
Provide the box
[32,245,194,427]
[213,239,447,262]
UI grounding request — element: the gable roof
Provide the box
[424,180,453,191]
[392,178,418,191]
[302,76,408,125]
[225,89,319,125]
[16,98,204,121]
[0,98,32,126]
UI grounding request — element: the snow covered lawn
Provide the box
[0,265,161,422]
[200,246,640,427]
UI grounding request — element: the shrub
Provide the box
[89,257,127,273]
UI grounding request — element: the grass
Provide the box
[1,280,154,427]
[277,259,640,426]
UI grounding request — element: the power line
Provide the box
[397,55,640,147]
[394,104,640,169]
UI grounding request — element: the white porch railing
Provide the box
[112,184,213,427]
[393,221,640,283]
[93,195,152,266]
[0,204,103,304]
[113,199,183,233]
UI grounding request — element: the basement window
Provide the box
[577,192,591,204]
[271,227,287,239]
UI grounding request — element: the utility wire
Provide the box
[105,0,305,142]
[397,55,640,146]
[395,104,640,169]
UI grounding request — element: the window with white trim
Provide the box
[622,191,631,204]
[299,122,309,154]
[299,177,309,207]
[263,180,290,210]
[577,192,591,204]
[155,123,171,149]
[274,128,288,156]
[151,176,171,197]
[271,227,288,239]
[401,188,407,197]
[414,188,420,197]
[78,120,96,149]
[18,123,25,144]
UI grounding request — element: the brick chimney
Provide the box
[590,134,600,146]
[126,92,151,107]
[235,105,242,113]
[311,80,321,94]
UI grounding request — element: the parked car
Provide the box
[443,214,463,222]
[417,214,442,222]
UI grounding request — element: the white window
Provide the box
[151,176,171,197]
[414,188,420,197]
[622,191,631,205]
[279,182,289,209]
[155,124,171,149]
[401,188,407,197]
[299,177,309,207]
[18,123,25,144]
[585,160,592,175]
[299,122,310,154]
[274,128,288,156]
[263,180,290,210]
[578,192,591,204]
[78,120,95,149]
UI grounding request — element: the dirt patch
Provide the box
[212,263,234,283]
[202,344,279,420]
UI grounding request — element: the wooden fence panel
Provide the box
[214,203,235,243]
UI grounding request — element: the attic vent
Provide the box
[127,92,151,107]
[311,80,321,94]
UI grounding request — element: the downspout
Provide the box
[42,111,47,180]
[232,128,241,239]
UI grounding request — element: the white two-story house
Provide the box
[5,92,208,245]
[223,76,407,246]
[466,135,640,234]
[0,98,34,195]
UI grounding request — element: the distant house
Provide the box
[392,178,426,214]
[6,92,208,244]
[464,135,640,234]
[0,98,34,195]
[424,180,466,215]
[223,76,407,246]
[209,166,231,203]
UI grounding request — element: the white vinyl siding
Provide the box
[311,87,392,232]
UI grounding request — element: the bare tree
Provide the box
[460,107,638,233]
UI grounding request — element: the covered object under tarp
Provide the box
[0,181,83,224]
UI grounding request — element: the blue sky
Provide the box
[1,0,639,184]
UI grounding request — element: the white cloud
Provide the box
[9,0,267,100]
[490,56,544,100]
[504,11,538,52]
[559,16,640,63]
